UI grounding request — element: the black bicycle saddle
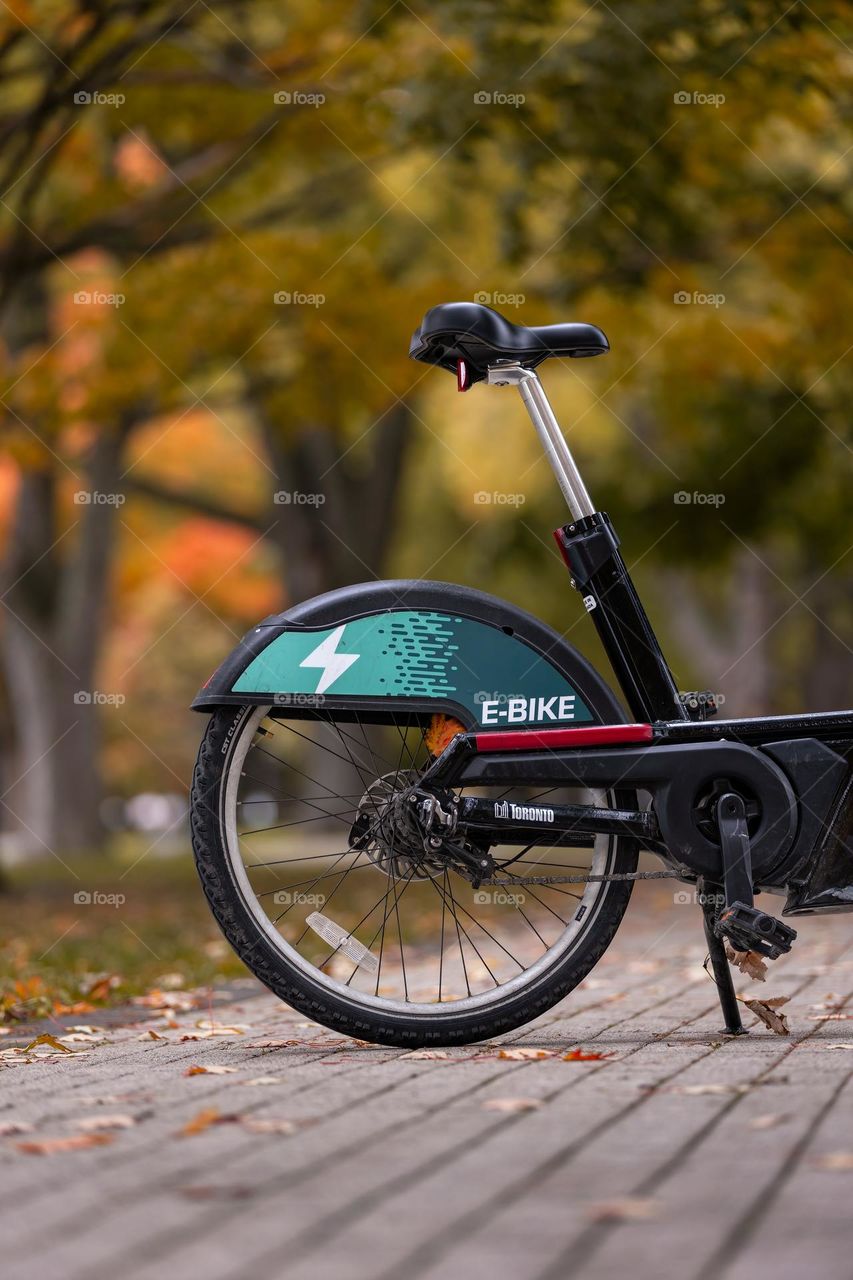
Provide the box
[409,301,609,386]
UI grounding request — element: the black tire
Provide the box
[191,704,638,1047]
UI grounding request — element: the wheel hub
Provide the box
[348,772,491,882]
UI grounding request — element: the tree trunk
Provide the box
[1,426,129,859]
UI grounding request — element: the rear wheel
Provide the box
[191,704,638,1046]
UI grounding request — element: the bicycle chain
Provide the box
[484,869,679,887]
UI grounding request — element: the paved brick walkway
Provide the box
[1,884,851,1279]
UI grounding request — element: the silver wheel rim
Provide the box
[221,705,622,1020]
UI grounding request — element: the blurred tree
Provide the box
[1,0,850,859]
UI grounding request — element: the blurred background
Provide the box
[0,0,850,1018]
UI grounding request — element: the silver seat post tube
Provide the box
[486,364,595,521]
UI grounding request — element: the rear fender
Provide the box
[191,580,625,730]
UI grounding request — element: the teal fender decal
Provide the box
[232,611,592,726]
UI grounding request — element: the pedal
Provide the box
[716,901,797,960]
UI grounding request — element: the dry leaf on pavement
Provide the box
[676,1083,751,1096]
[738,995,789,1036]
[482,1098,542,1113]
[16,1133,113,1155]
[242,1076,283,1087]
[812,1152,853,1171]
[241,1118,296,1134]
[399,1049,450,1060]
[77,1114,136,1131]
[184,1065,239,1077]
[563,1049,612,1061]
[586,1197,659,1223]
[180,1108,225,1137]
[23,1033,73,1055]
[0,1120,33,1136]
[748,1113,788,1130]
[497,1048,555,1061]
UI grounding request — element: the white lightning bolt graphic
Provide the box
[299,625,360,694]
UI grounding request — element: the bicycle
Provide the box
[190,301,853,1046]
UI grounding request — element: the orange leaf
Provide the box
[181,1108,220,1136]
[17,1134,113,1155]
[23,1033,73,1054]
[562,1049,612,1061]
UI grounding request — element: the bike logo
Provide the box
[299,625,360,694]
[479,694,577,725]
[494,800,555,823]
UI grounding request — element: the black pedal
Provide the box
[716,901,797,960]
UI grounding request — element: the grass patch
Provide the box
[0,846,247,1024]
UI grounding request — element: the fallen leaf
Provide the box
[240,1118,296,1134]
[242,1076,283,1087]
[77,1114,135,1131]
[83,974,122,1001]
[497,1048,555,1061]
[482,1097,542,1113]
[748,1113,788,1131]
[132,988,196,1010]
[738,995,789,1036]
[0,1120,33,1135]
[825,1043,853,1050]
[16,1134,113,1155]
[586,1197,659,1223]
[399,1049,450,1060]
[59,1032,105,1044]
[562,1049,612,1062]
[65,1025,105,1035]
[812,1152,853,1171]
[677,1083,751,1096]
[194,1020,248,1035]
[23,1034,73,1055]
[140,1030,166,1041]
[724,942,767,982]
[180,1108,223,1137]
[184,1065,239,1077]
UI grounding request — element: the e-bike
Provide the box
[190,302,853,1046]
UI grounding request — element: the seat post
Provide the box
[486,364,595,521]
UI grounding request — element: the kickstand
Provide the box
[698,878,746,1036]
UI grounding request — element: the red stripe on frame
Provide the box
[474,723,653,752]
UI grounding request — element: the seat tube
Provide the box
[486,364,594,520]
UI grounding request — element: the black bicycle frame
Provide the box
[554,511,688,723]
[438,360,853,918]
